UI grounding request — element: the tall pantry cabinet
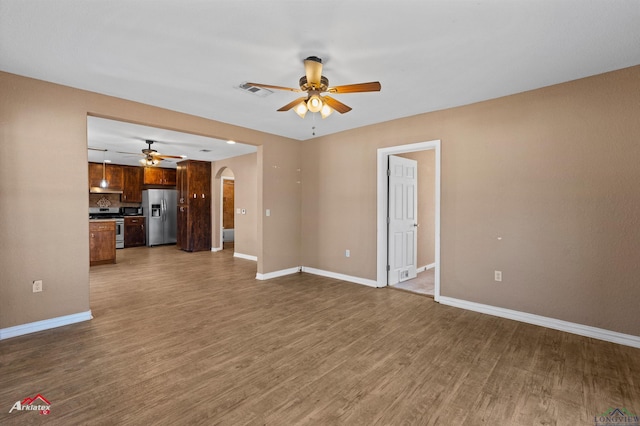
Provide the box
[176,160,212,252]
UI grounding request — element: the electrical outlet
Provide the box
[494,271,502,282]
[33,280,43,293]
[345,249,350,258]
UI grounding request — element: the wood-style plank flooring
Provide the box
[1,246,639,425]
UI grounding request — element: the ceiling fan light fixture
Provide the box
[320,104,334,119]
[307,94,323,113]
[294,101,308,118]
[250,56,379,119]
[141,156,160,167]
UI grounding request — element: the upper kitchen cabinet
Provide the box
[163,168,177,186]
[121,166,143,203]
[143,167,177,186]
[89,162,124,192]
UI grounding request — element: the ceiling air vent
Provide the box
[236,82,273,97]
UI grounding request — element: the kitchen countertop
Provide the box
[89,218,118,222]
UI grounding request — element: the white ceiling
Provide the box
[1,0,640,143]
[86,117,257,168]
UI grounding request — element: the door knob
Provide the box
[413,223,420,227]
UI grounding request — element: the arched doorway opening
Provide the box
[217,167,235,250]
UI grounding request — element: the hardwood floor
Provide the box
[1,246,639,425]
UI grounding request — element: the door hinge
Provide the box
[386,265,390,271]
[386,217,390,224]
[387,169,391,177]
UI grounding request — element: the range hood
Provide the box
[89,187,123,194]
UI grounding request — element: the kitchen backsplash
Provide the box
[89,194,140,208]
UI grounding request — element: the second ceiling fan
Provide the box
[247,56,381,119]
[118,140,184,166]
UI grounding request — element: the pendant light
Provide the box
[100,150,108,188]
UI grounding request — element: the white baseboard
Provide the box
[302,267,380,288]
[438,297,640,349]
[255,266,379,287]
[417,263,436,273]
[234,252,258,261]
[211,247,222,252]
[256,267,300,280]
[0,310,93,341]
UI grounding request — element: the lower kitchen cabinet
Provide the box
[90,221,116,266]
[124,216,146,247]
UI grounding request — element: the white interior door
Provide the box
[388,155,418,285]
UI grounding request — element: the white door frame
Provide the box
[220,176,235,249]
[376,140,441,301]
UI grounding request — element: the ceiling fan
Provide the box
[118,140,184,166]
[246,56,381,119]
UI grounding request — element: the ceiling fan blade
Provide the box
[327,81,382,94]
[277,97,308,112]
[88,147,107,151]
[322,96,352,114]
[116,151,144,156]
[157,154,184,159]
[245,82,302,92]
[304,56,323,87]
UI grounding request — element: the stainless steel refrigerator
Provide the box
[142,189,177,246]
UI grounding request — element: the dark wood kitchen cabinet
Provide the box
[176,160,211,252]
[143,167,176,186]
[163,168,176,186]
[89,221,116,266]
[88,163,124,191]
[124,216,146,247]
[121,166,143,202]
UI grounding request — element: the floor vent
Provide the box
[236,82,273,97]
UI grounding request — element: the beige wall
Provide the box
[212,153,258,257]
[0,71,300,329]
[259,139,302,273]
[397,150,436,268]
[301,65,640,337]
